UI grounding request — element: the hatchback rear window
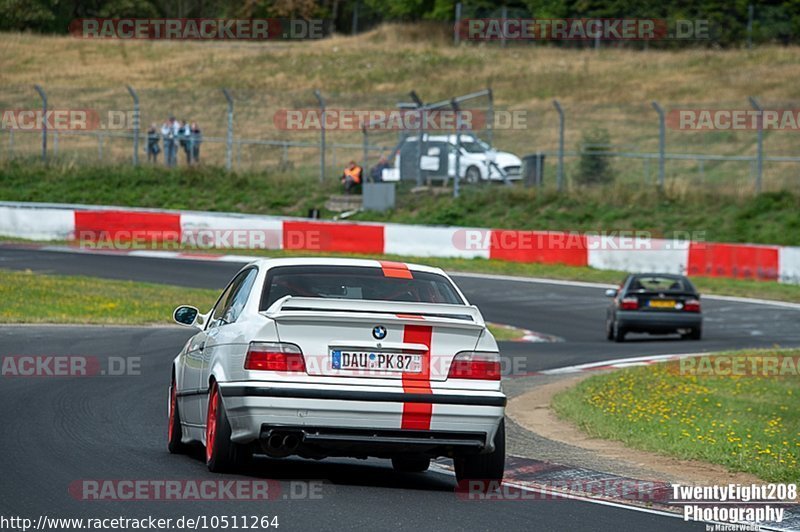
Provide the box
[260,265,464,309]
[629,276,692,292]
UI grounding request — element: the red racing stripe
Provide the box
[400,324,433,430]
[380,260,413,279]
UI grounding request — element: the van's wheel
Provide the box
[392,455,431,473]
[465,166,481,183]
[168,377,187,454]
[205,381,251,473]
[454,419,505,488]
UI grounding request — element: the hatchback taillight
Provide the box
[447,352,501,380]
[244,342,306,372]
[684,299,701,312]
[620,297,639,310]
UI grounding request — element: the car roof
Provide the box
[629,273,687,279]
[243,257,448,277]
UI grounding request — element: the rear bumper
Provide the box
[217,381,506,457]
[617,311,702,333]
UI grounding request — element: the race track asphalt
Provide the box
[2,246,798,531]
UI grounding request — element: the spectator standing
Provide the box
[161,117,178,167]
[179,119,192,165]
[190,122,202,164]
[146,123,160,163]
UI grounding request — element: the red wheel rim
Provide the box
[168,383,177,442]
[205,383,218,463]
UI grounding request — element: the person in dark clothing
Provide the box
[179,119,192,165]
[369,155,390,182]
[190,122,202,164]
[146,123,160,163]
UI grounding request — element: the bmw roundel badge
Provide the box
[372,325,387,340]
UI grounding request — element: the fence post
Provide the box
[747,4,754,50]
[486,87,494,149]
[500,6,508,48]
[454,2,462,45]
[552,99,564,192]
[314,90,327,182]
[34,84,47,162]
[651,101,666,190]
[222,88,234,171]
[749,96,763,193]
[362,126,368,180]
[409,91,424,187]
[453,99,461,198]
[126,85,140,166]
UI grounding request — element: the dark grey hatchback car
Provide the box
[605,273,703,342]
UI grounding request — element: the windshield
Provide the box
[260,265,464,309]
[629,276,694,293]
[459,139,490,153]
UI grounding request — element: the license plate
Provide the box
[330,350,422,373]
[648,299,676,308]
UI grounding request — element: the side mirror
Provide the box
[604,288,618,298]
[173,305,199,327]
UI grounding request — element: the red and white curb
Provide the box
[2,200,799,284]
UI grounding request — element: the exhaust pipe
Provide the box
[261,430,304,457]
[282,434,300,452]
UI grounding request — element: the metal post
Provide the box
[362,126,369,180]
[7,129,13,156]
[747,4,754,50]
[453,99,461,198]
[535,151,543,188]
[352,0,359,34]
[486,87,494,149]
[126,85,140,166]
[552,99,565,192]
[222,89,234,171]
[454,2,462,45]
[314,90,326,182]
[34,84,47,162]
[53,131,58,156]
[749,96,763,193]
[409,91,424,186]
[651,101,666,189]
[500,6,507,48]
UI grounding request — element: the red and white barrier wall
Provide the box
[1,201,798,285]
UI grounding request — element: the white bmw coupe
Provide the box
[169,258,506,483]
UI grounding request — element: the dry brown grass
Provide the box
[2,25,799,186]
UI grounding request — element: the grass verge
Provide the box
[0,269,218,324]
[552,350,800,482]
[0,267,526,340]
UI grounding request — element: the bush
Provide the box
[574,128,615,186]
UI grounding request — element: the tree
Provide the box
[574,127,614,186]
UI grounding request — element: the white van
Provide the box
[383,134,521,183]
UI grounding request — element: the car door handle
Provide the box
[198,342,205,352]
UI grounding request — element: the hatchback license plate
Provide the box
[330,350,422,373]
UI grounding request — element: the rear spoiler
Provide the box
[262,296,485,327]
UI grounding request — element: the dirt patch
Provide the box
[507,373,765,486]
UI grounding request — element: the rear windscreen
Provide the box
[260,265,464,309]
[629,276,693,293]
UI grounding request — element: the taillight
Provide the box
[684,299,701,312]
[620,297,639,310]
[447,352,501,381]
[244,342,306,372]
